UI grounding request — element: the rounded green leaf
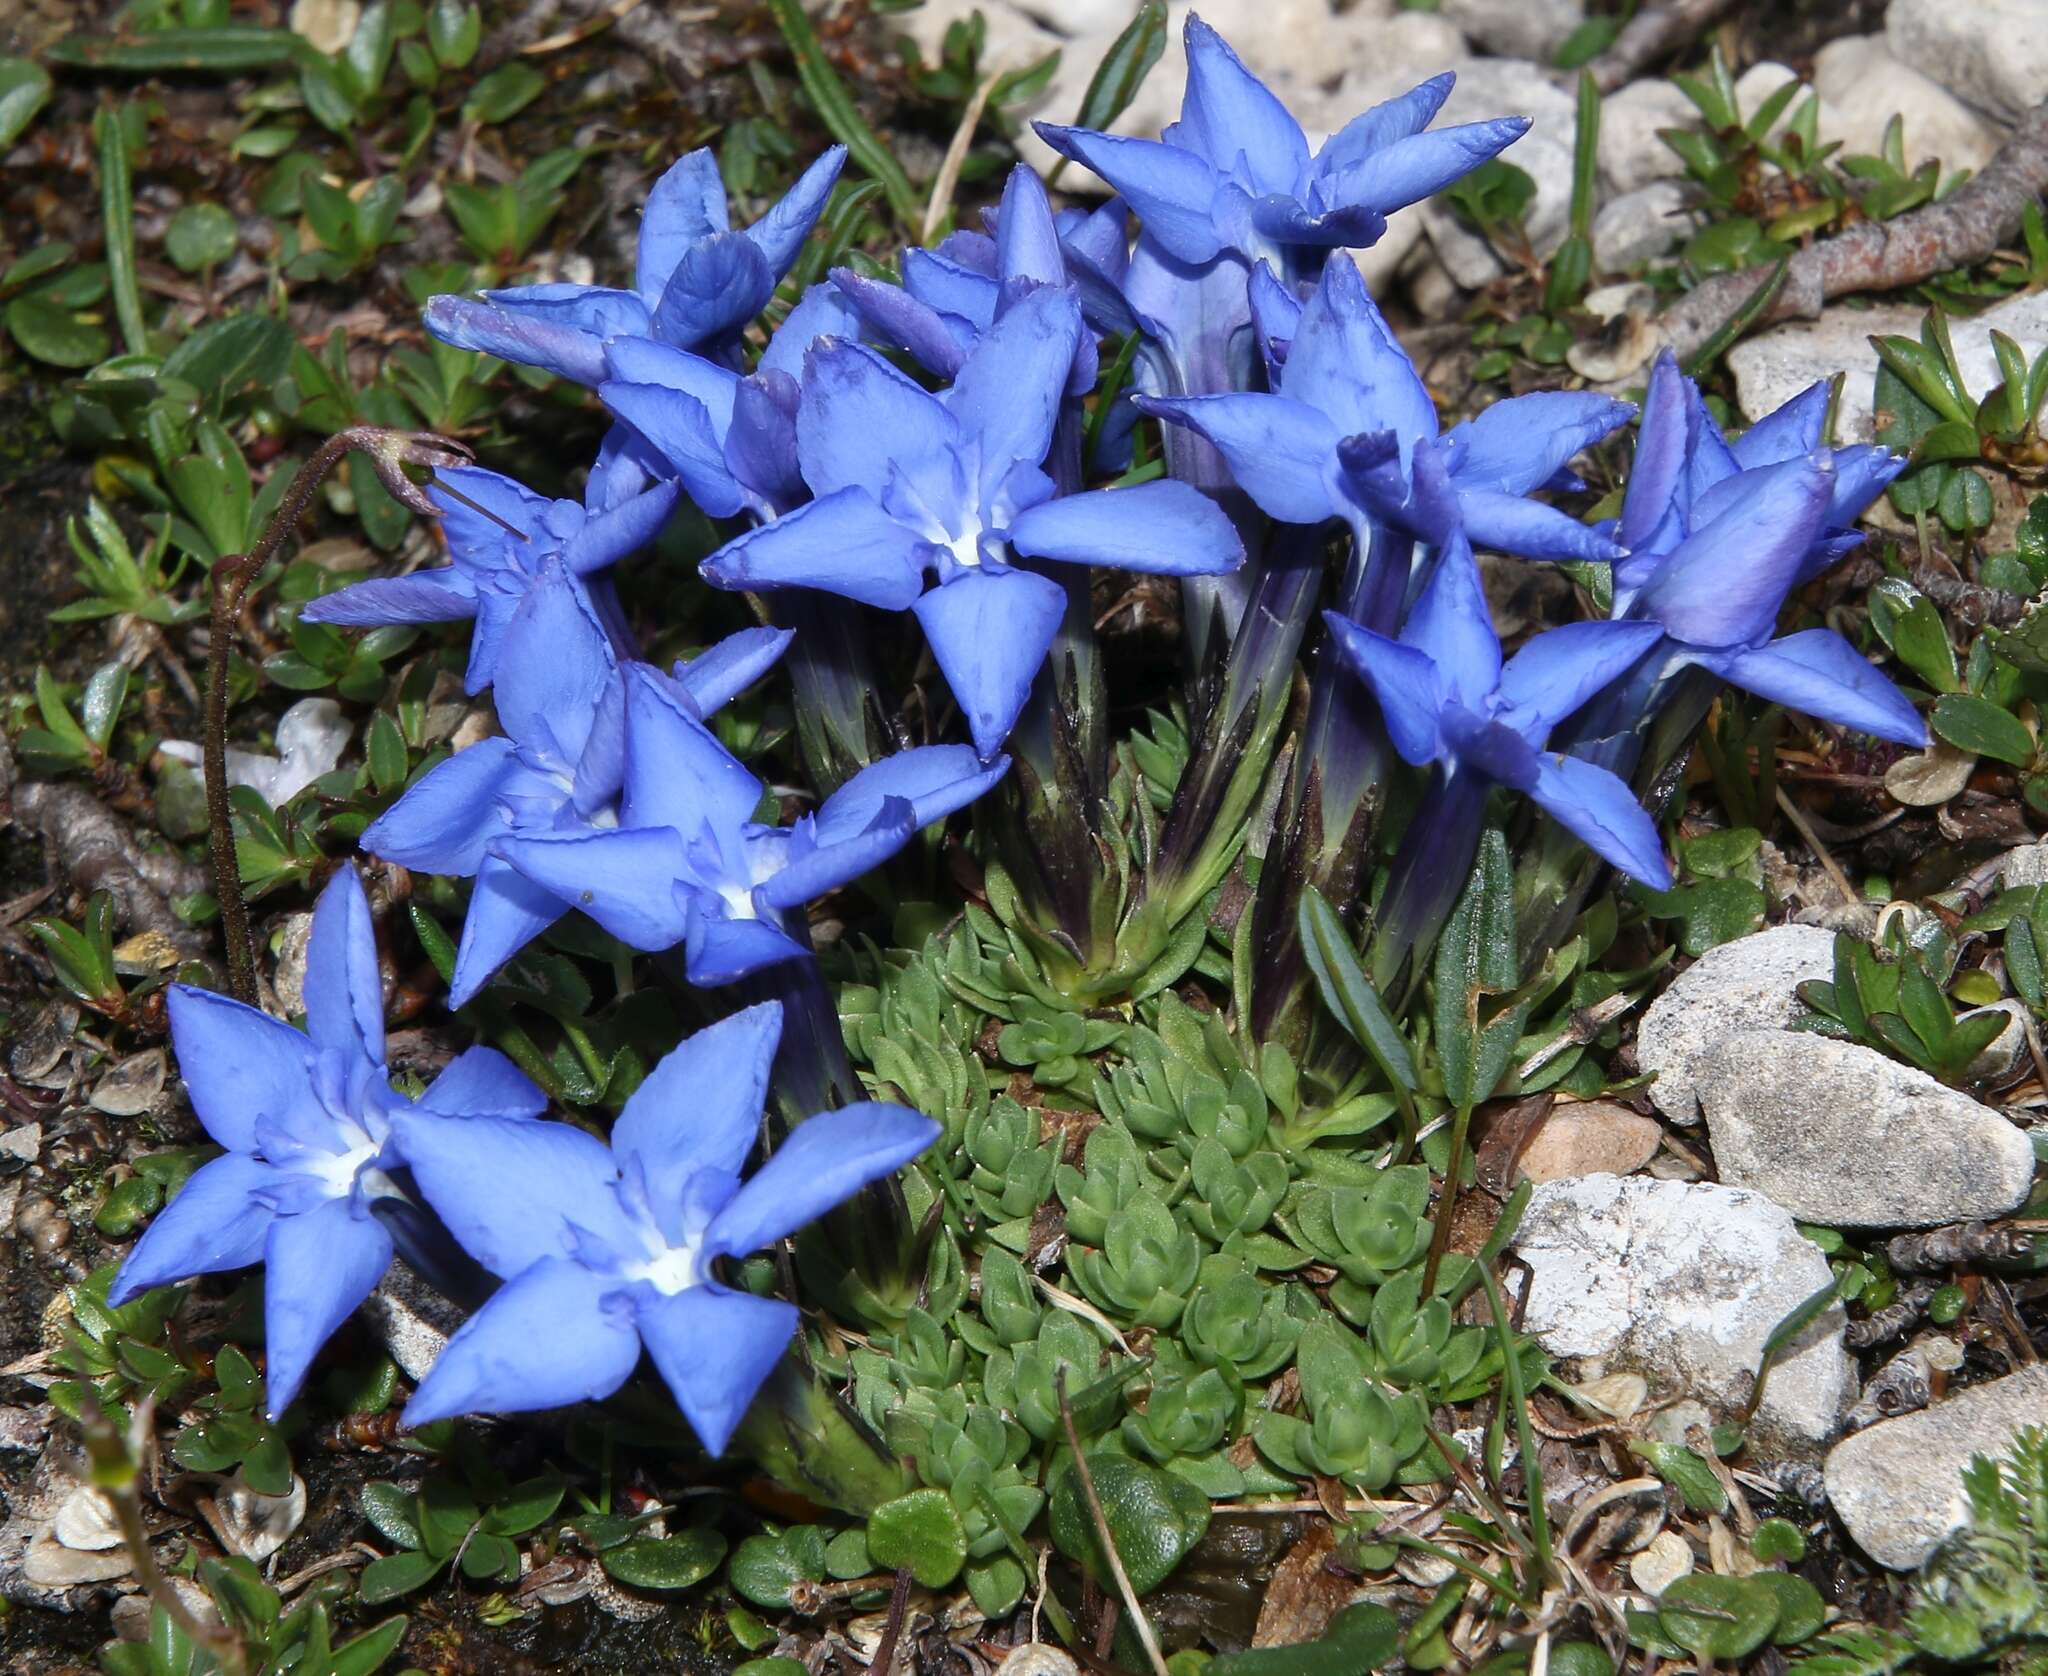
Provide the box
[1749,1517,1806,1564]
[1752,1571,1826,1645]
[165,203,240,274]
[866,1488,968,1589]
[0,57,52,148]
[1656,1573,1780,1660]
[1931,693,2034,767]
[7,295,110,368]
[356,1547,444,1604]
[600,1530,728,1593]
[1049,1454,1211,1596]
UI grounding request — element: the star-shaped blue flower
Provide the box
[1140,256,1632,563]
[1325,536,1673,888]
[109,866,545,1418]
[395,1002,936,1454]
[492,666,1010,986]
[424,147,847,383]
[695,285,1244,757]
[299,465,677,695]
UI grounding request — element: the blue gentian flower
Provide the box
[695,286,1244,757]
[1593,353,1925,747]
[395,1002,936,1453]
[424,147,848,383]
[358,562,791,1004]
[492,666,1010,985]
[109,866,545,1418]
[1325,536,1673,887]
[299,465,677,695]
[1140,257,1632,563]
[1035,17,1527,287]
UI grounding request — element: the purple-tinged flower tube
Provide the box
[424,147,847,383]
[109,866,545,1418]
[396,1002,936,1454]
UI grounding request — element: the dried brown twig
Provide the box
[1656,97,2048,365]
[1583,0,1740,92]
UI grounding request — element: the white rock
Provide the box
[159,696,349,806]
[1514,1100,1664,1183]
[1628,1529,1694,1594]
[1597,79,1696,195]
[1812,35,2003,174]
[1730,286,2048,442]
[1439,0,1584,63]
[1407,58,1578,279]
[1593,180,1689,273]
[1998,838,2048,888]
[1825,1364,2048,1569]
[288,0,359,56]
[1693,1030,2039,1227]
[1887,0,2048,126]
[21,1535,130,1587]
[1733,61,1805,131]
[360,1260,465,1383]
[209,1472,307,1564]
[1513,1175,1855,1451]
[1635,923,1840,1122]
[51,1488,123,1552]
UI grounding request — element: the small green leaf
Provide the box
[6,295,111,367]
[356,1546,444,1603]
[1048,1453,1210,1596]
[165,203,239,274]
[428,0,482,67]
[1655,1574,1780,1660]
[0,56,53,147]
[1931,693,2034,766]
[1626,1440,1726,1512]
[1299,887,1416,1091]
[599,1529,729,1593]
[462,61,544,125]
[866,1489,968,1589]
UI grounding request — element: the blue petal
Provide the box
[707,1102,939,1258]
[673,625,794,716]
[299,571,476,628]
[828,268,968,379]
[1457,489,1625,562]
[360,737,523,876]
[605,335,741,424]
[726,375,805,510]
[613,1002,781,1204]
[1700,630,1927,746]
[1826,446,1906,530]
[758,281,867,381]
[1446,392,1635,496]
[1618,350,1692,554]
[796,339,959,501]
[600,381,744,520]
[303,865,384,1064]
[635,149,731,304]
[417,1045,547,1120]
[1496,620,1666,739]
[1135,393,1338,524]
[422,290,646,386]
[946,287,1082,486]
[1529,751,1672,888]
[1320,119,1531,216]
[1403,537,1502,715]
[262,1198,393,1418]
[1321,612,1447,766]
[756,802,921,912]
[1312,73,1455,180]
[466,588,523,695]
[1285,259,1435,455]
[107,1153,277,1305]
[622,665,765,835]
[494,575,617,769]
[395,1111,632,1280]
[1179,14,1309,196]
[815,745,1012,843]
[681,905,810,987]
[902,247,999,328]
[165,985,317,1152]
[1248,260,1303,379]
[913,566,1066,759]
[403,1257,641,1425]
[1032,125,1224,266]
[995,164,1066,288]
[744,145,847,279]
[1732,378,1829,468]
[1634,458,1833,648]
[563,480,678,576]
[700,487,929,610]
[637,1285,797,1457]
[649,233,774,352]
[1246,195,1387,250]
[1009,479,1246,575]
[494,829,691,952]
[451,854,569,1007]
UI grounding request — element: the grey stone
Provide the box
[1634,923,1840,1122]
[1730,287,2048,442]
[1812,35,2003,174]
[1408,59,1577,281]
[1597,79,1696,195]
[1693,1031,2038,1227]
[1593,181,1688,273]
[1513,1175,1855,1452]
[1998,839,2048,888]
[360,1259,466,1382]
[1440,0,1583,62]
[1825,1364,2048,1569]
[1887,0,2048,126]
